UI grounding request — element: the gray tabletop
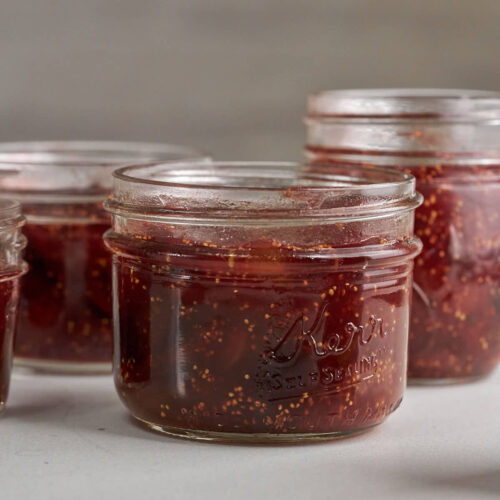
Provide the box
[1,369,499,499]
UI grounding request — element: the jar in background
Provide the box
[104,161,421,442]
[0,142,208,373]
[305,89,500,383]
[0,200,27,411]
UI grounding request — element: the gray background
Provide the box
[1,0,499,159]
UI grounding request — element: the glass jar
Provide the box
[0,200,27,411]
[0,141,208,374]
[305,89,500,384]
[104,161,422,443]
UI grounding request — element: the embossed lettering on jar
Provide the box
[104,161,422,442]
[305,89,500,383]
[0,142,207,373]
[0,200,27,411]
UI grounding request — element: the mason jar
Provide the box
[0,199,27,411]
[0,141,208,374]
[104,160,422,443]
[305,89,500,384]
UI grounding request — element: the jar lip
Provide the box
[0,141,208,168]
[307,88,500,122]
[0,141,209,201]
[113,160,414,191]
[106,161,421,224]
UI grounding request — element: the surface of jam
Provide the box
[107,230,418,436]
[308,148,500,381]
[14,206,112,366]
[0,277,21,409]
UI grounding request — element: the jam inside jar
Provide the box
[0,141,208,373]
[305,88,500,383]
[104,161,421,442]
[0,200,27,411]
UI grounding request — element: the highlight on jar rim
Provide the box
[307,88,500,120]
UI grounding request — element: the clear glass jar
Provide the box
[104,161,422,443]
[0,142,208,374]
[305,89,500,384]
[0,199,27,411]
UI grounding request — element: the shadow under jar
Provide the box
[0,200,27,411]
[0,142,208,374]
[104,161,422,443]
[305,89,500,384]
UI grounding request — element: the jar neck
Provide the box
[305,117,500,162]
[19,200,109,225]
[106,161,421,226]
[105,225,422,273]
[306,89,500,166]
[107,209,420,259]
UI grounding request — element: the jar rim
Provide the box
[307,88,500,122]
[106,161,422,224]
[0,141,208,168]
[0,141,209,202]
[113,160,413,190]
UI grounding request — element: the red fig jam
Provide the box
[306,88,500,383]
[105,161,421,442]
[16,206,112,367]
[0,142,208,373]
[0,200,27,410]
[407,164,500,380]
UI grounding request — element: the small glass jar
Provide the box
[0,141,208,374]
[104,161,422,443]
[305,89,500,384]
[0,200,27,411]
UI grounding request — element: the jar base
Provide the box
[134,416,377,444]
[408,374,487,386]
[14,358,112,375]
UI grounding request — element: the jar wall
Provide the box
[15,213,112,371]
[407,166,500,380]
[12,200,113,371]
[0,276,22,410]
[0,200,26,410]
[109,233,418,441]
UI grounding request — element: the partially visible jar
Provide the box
[104,161,421,443]
[305,89,500,384]
[0,142,209,374]
[0,200,27,410]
